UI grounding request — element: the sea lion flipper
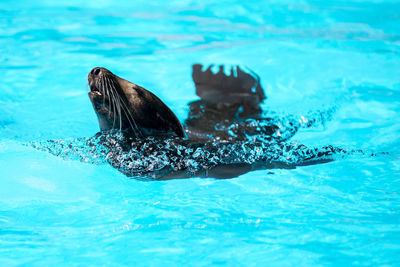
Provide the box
[192,64,266,105]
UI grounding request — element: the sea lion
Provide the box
[33,65,351,179]
[88,67,185,138]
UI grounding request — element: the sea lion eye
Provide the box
[91,67,101,76]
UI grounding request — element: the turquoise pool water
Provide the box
[1,0,400,265]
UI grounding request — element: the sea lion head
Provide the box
[88,67,185,138]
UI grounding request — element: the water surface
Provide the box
[1,0,400,265]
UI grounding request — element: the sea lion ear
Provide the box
[192,64,266,105]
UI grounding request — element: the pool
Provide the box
[1,0,400,265]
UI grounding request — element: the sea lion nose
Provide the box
[91,67,102,76]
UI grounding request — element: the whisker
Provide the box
[96,74,144,138]
[116,91,142,137]
[106,77,138,136]
[109,80,123,132]
[106,77,120,130]
[119,96,137,133]
[99,78,106,107]
[105,77,117,129]
[105,81,112,122]
[110,88,117,129]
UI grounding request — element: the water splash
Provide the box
[32,129,380,180]
[30,106,384,179]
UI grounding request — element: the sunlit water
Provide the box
[1,0,400,265]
